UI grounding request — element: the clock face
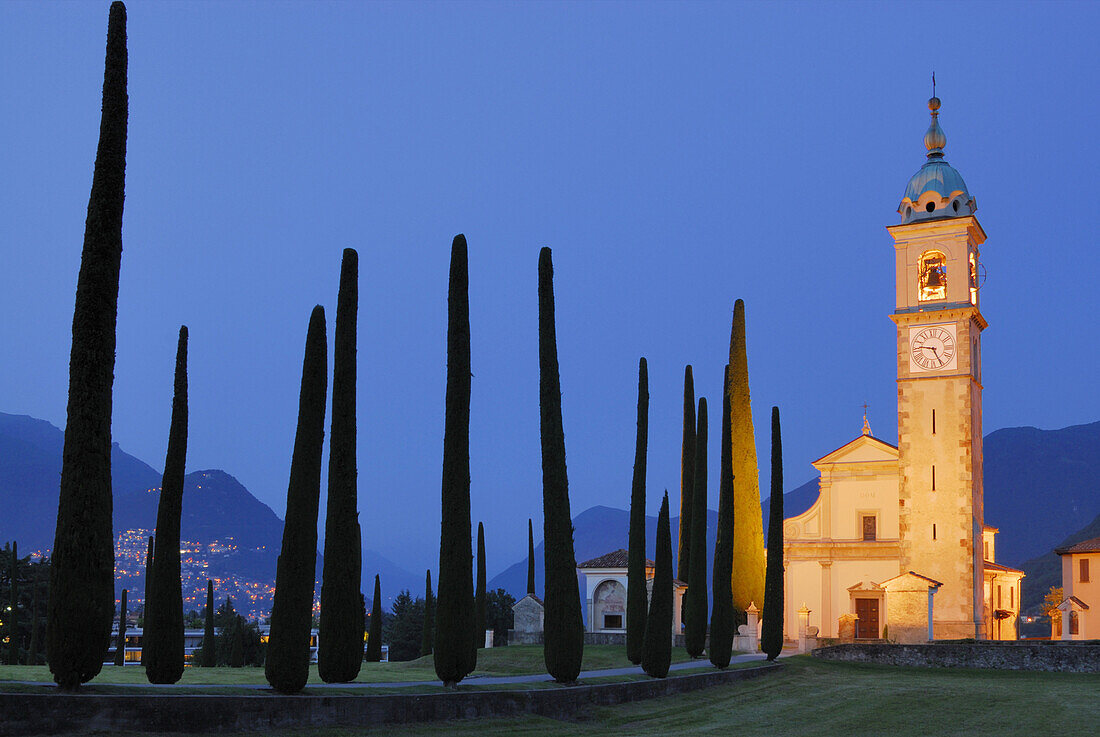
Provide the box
[909,325,957,372]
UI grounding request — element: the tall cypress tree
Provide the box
[145,327,189,684]
[141,535,152,665]
[365,575,383,662]
[762,407,785,661]
[113,589,127,667]
[7,542,18,665]
[420,570,435,657]
[729,300,766,612]
[685,398,709,658]
[434,235,476,687]
[677,366,696,583]
[265,306,328,694]
[626,357,649,664]
[641,492,673,679]
[319,248,363,683]
[538,247,584,684]
[475,522,487,651]
[526,519,536,596]
[47,1,128,692]
[201,580,215,667]
[710,368,735,668]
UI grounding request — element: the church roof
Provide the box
[1055,536,1100,555]
[812,433,898,467]
[984,560,1024,575]
[578,549,655,569]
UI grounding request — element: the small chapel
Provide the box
[781,96,1024,644]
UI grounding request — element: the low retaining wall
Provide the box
[814,641,1100,673]
[0,663,781,735]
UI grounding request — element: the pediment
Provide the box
[813,434,898,468]
[847,579,883,593]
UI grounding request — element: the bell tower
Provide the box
[887,96,987,639]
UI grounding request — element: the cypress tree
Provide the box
[475,522,487,651]
[729,300,766,612]
[538,247,584,684]
[27,576,40,666]
[265,306,328,694]
[114,589,127,666]
[526,519,536,596]
[420,570,435,658]
[145,327,189,684]
[677,366,696,583]
[229,616,244,668]
[434,235,476,687]
[6,543,18,665]
[626,357,649,665]
[201,580,215,667]
[365,575,383,662]
[141,535,152,665]
[762,407,785,661]
[47,1,128,692]
[685,398,709,658]
[641,492,673,678]
[319,248,364,683]
[710,369,735,668]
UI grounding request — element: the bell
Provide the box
[926,268,943,288]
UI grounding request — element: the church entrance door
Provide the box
[855,598,879,638]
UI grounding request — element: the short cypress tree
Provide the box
[265,306,328,694]
[762,407,785,661]
[319,248,364,684]
[538,247,584,684]
[7,542,19,665]
[365,576,383,662]
[685,398,709,658]
[114,589,127,667]
[420,570,435,657]
[229,616,245,668]
[475,522,487,651]
[434,235,476,687]
[677,366,696,583]
[47,1,128,692]
[710,369,735,668]
[27,576,40,666]
[626,357,649,665]
[145,327,189,685]
[201,580,216,667]
[729,300,766,612]
[641,492,673,679]
[526,519,536,596]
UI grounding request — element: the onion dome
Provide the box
[898,97,976,224]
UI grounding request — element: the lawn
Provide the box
[84,657,1100,737]
[0,645,697,688]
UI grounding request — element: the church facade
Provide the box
[782,97,1023,643]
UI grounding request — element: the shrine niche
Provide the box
[593,580,626,630]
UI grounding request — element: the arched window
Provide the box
[969,254,978,305]
[918,251,947,301]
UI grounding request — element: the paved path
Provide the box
[4,653,776,691]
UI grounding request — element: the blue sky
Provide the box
[2,1,1097,578]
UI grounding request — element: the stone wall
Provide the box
[813,641,1100,673]
[0,663,782,736]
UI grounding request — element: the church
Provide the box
[781,96,1024,644]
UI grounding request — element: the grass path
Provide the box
[0,645,695,687]
[88,657,1100,737]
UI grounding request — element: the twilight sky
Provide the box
[2,1,1097,579]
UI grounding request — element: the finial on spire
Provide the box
[923,86,946,159]
[861,402,872,436]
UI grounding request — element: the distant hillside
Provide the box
[492,422,1100,613]
[1019,512,1100,612]
[0,411,420,614]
